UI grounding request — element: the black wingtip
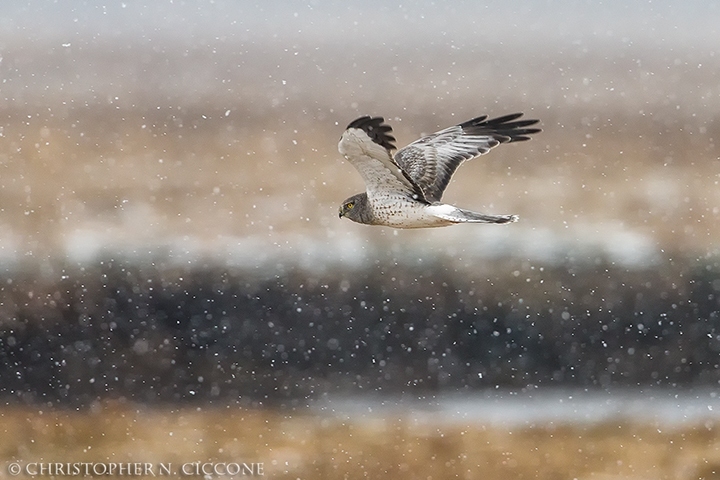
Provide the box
[459,112,541,143]
[346,116,397,150]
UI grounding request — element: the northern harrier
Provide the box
[337,113,540,228]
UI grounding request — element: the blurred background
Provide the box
[1,0,719,478]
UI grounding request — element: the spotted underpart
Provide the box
[338,112,540,228]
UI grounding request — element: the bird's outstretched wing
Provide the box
[339,116,427,202]
[394,113,540,202]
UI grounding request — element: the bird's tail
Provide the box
[455,208,519,224]
[430,204,518,224]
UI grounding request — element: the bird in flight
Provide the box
[337,113,540,228]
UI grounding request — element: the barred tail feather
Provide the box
[453,208,519,224]
[428,204,518,224]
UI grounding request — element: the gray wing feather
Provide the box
[345,152,422,201]
[339,119,427,202]
[394,113,540,202]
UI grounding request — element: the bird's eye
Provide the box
[346,202,354,210]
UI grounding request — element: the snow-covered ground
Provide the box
[316,388,720,428]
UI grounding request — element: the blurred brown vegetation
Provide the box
[0,38,719,264]
[1,404,719,480]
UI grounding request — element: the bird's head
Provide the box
[338,199,355,218]
[338,193,372,224]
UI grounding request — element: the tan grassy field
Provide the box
[0,404,719,480]
[1,103,719,270]
[1,38,719,265]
